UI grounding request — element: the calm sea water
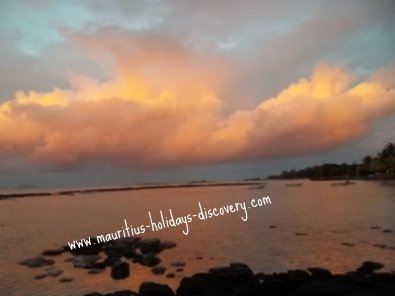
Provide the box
[0,180,394,295]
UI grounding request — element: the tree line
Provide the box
[269,143,395,180]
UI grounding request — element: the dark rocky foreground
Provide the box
[18,237,395,296]
[82,261,395,296]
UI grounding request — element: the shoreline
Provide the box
[18,237,395,296]
[0,181,263,200]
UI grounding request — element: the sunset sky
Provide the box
[0,0,394,188]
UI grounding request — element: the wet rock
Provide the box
[105,256,122,267]
[341,242,355,247]
[374,244,388,250]
[111,262,130,280]
[35,273,47,280]
[104,239,138,258]
[152,266,166,275]
[288,269,310,282]
[59,277,74,283]
[139,282,175,296]
[293,281,359,296]
[161,241,176,250]
[308,267,332,279]
[170,261,185,267]
[138,254,161,267]
[46,269,63,277]
[139,238,163,254]
[42,247,64,256]
[72,255,100,268]
[110,290,138,296]
[177,263,254,296]
[88,269,104,275]
[356,261,384,275]
[19,256,55,268]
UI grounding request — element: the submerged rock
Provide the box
[170,261,185,267]
[152,266,166,275]
[138,254,161,267]
[19,256,55,268]
[42,248,65,256]
[59,276,73,283]
[341,242,355,247]
[72,255,100,268]
[139,238,163,254]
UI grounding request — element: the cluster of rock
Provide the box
[83,262,395,296]
[18,237,395,295]
[19,237,177,281]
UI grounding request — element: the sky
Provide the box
[0,0,394,188]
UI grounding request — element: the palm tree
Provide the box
[378,143,395,175]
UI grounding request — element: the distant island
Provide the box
[269,143,395,180]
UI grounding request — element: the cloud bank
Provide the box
[1,28,394,170]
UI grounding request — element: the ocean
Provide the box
[0,180,394,295]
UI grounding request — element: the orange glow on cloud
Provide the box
[0,34,394,169]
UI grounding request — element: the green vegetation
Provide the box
[269,143,395,180]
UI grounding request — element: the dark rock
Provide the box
[139,238,163,254]
[196,256,203,260]
[139,282,175,296]
[72,255,100,268]
[370,226,381,229]
[293,280,359,296]
[356,261,384,275]
[308,267,332,279]
[88,269,104,275]
[295,232,308,236]
[170,261,185,267]
[42,248,64,256]
[59,277,74,283]
[104,239,138,258]
[105,256,122,267]
[19,256,55,268]
[109,290,138,296]
[346,289,395,296]
[83,293,103,296]
[382,229,393,233]
[176,268,184,272]
[152,266,166,275]
[161,241,176,249]
[35,273,47,280]
[138,254,161,267]
[166,273,175,278]
[46,269,63,277]
[177,263,254,296]
[374,244,388,250]
[270,225,277,228]
[111,262,130,280]
[341,242,355,247]
[288,269,310,282]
